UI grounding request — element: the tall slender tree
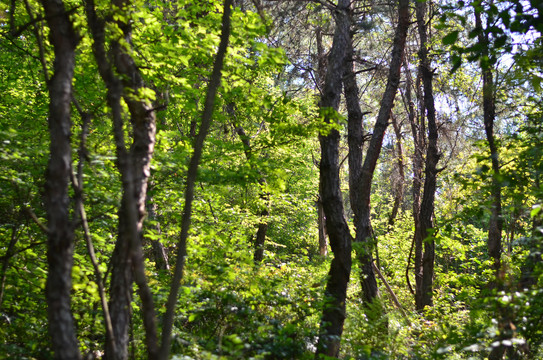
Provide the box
[40,1,81,359]
[159,1,233,358]
[353,0,410,303]
[85,0,159,357]
[414,0,440,311]
[315,0,352,356]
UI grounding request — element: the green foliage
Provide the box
[1,0,542,359]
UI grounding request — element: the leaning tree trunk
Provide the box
[40,1,81,359]
[315,1,353,357]
[354,0,410,304]
[158,2,233,359]
[414,0,439,311]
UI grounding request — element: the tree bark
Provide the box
[85,0,159,357]
[316,26,329,258]
[414,0,439,311]
[475,8,502,280]
[146,184,170,271]
[158,2,233,359]
[233,123,270,263]
[404,61,420,297]
[474,7,505,360]
[315,1,352,357]
[354,0,410,304]
[317,194,328,256]
[40,1,81,358]
[388,113,405,227]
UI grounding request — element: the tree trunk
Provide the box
[40,1,81,358]
[414,0,439,311]
[231,117,270,263]
[159,2,233,358]
[315,1,352,357]
[354,0,410,303]
[474,7,505,360]
[316,26,328,258]
[317,194,328,256]
[85,0,158,357]
[146,184,170,271]
[475,9,502,280]
[405,61,421,297]
[388,113,405,228]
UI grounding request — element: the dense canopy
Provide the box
[0,0,542,359]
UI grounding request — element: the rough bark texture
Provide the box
[355,0,410,303]
[315,26,328,257]
[40,1,81,358]
[85,0,158,357]
[414,0,439,311]
[315,1,352,357]
[317,194,328,256]
[405,62,420,297]
[159,2,233,359]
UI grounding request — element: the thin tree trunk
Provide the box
[71,108,117,354]
[474,7,505,360]
[40,1,81,358]
[316,26,328,257]
[159,2,233,359]
[355,0,410,304]
[415,0,439,311]
[0,225,21,312]
[404,62,420,297]
[388,113,405,227]
[147,184,170,271]
[231,115,270,263]
[475,9,502,281]
[315,1,352,357]
[317,194,328,256]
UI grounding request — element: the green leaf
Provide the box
[442,31,459,45]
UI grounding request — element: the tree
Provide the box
[159,1,233,357]
[40,1,81,358]
[414,0,440,311]
[353,0,410,304]
[315,0,352,356]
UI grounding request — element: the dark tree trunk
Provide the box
[159,2,233,359]
[317,194,328,256]
[474,8,506,360]
[232,120,270,263]
[0,225,21,311]
[475,10,502,280]
[414,0,439,311]
[146,185,170,271]
[388,113,405,227]
[40,1,81,358]
[85,0,158,357]
[405,61,421,297]
[355,0,410,303]
[315,1,352,357]
[315,26,328,258]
